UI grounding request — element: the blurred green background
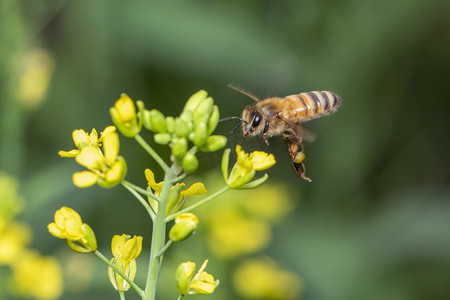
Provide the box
[1,0,450,299]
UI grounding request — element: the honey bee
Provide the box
[231,87,342,182]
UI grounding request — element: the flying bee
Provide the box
[228,87,342,182]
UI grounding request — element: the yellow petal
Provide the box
[144,169,163,195]
[73,171,98,188]
[181,182,207,196]
[111,234,127,257]
[103,132,120,164]
[249,151,276,170]
[99,126,117,140]
[58,149,79,157]
[75,146,105,170]
[72,129,89,148]
[114,96,136,122]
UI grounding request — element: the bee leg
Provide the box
[262,134,270,145]
[283,131,312,182]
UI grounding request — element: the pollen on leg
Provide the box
[294,151,305,164]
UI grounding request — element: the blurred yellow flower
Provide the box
[0,171,24,220]
[10,250,63,300]
[206,206,271,259]
[233,258,303,300]
[16,48,55,110]
[108,234,143,292]
[0,219,31,265]
[48,207,97,253]
[176,259,219,295]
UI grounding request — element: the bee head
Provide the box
[242,106,265,137]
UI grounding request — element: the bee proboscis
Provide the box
[232,87,342,182]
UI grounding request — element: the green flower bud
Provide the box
[174,117,190,138]
[200,135,227,152]
[183,90,208,114]
[154,133,172,145]
[169,213,199,242]
[193,97,214,127]
[193,122,208,146]
[166,116,175,133]
[166,183,183,216]
[207,105,220,135]
[110,95,141,138]
[145,109,166,133]
[172,137,188,158]
[176,261,196,295]
[182,153,199,174]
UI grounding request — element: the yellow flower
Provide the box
[0,171,24,220]
[47,207,97,253]
[145,169,207,215]
[69,130,127,188]
[58,126,116,158]
[16,48,55,110]
[176,259,219,295]
[108,234,143,292]
[206,206,271,259]
[169,213,199,242]
[222,145,276,189]
[110,94,144,137]
[10,250,63,300]
[232,258,303,300]
[0,219,31,265]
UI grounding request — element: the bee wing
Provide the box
[301,128,317,143]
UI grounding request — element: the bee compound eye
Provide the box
[252,112,262,127]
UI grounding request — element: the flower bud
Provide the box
[166,116,175,133]
[200,135,227,152]
[171,137,188,158]
[166,183,183,216]
[183,90,208,114]
[169,213,199,242]
[182,153,199,174]
[144,109,166,133]
[97,156,127,188]
[174,117,190,138]
[176,261,196,295]
[193,122,208,146]
[193,97,214,127]
[154,133,172,145]
[207,105,220,135]
[110,95,141,137]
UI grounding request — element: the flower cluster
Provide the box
[143,90,227,173]
[58,126,127,188]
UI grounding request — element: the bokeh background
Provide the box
[1,0,450,299]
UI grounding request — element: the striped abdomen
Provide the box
[284,91,342,121]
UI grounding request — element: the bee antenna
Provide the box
[219,116,247,133]
[231,121,244,133]
[219,116,245,123]
[228,84,260,102]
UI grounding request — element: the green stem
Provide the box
[123,180,160,202]
[122,181,156,221]
[135,134,169,173]
[156,240,173,258]
[144,169,174,300]
[94,250,145,298]
[166,185,230,222]
[177,295,184,300]
[119,291,125,300]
